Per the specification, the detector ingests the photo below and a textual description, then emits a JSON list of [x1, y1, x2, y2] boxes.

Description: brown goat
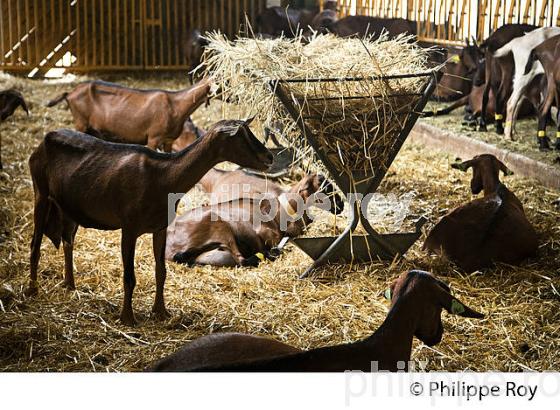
[[166, 170, 344, 267], [525, 34, 560, 151], [147, 270, 483, 372], [46, 78, 213, 151], [28, 119, 273, 325], [424, 154, 537, 272], [0, 89, 29, 169], [431, 41, 484, 102]]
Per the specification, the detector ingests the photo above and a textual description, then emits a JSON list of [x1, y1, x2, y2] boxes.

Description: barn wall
[[0, 0, 267, 75]]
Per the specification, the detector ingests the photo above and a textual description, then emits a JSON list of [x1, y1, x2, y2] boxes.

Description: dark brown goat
[[46, 78, 213, 151], [424, 155, 537, 272], [28, 119, 273, 325], [185, 29, 210, 83], [166, 170, 344, 267], [323, 15, 417, 40], [147, 270, 483, 372], [478, 24, 537, 133], [525, 34, 560, 151], [431, 41, 484, 102], [257, 6, 317, 38], [0, 89, 29, 169]]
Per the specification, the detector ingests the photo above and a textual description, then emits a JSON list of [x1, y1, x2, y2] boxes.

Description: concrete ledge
[[409, 122, 560, 191]]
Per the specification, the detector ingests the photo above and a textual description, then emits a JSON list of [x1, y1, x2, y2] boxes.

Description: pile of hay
[[202, 32, 433, 175]]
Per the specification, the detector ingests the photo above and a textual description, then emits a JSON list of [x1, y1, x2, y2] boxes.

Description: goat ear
[[435, 284, 484, 319], [244, 116, 256, 126], [497, 160, 514, 176], [451, 160, 472, 172]]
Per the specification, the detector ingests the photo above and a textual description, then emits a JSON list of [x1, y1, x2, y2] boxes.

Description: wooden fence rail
[[338, 0, 560, 45], [0, 0, 266, 75]]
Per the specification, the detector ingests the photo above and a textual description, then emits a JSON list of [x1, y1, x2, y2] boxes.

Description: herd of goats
[[0, 3, 555, 371]]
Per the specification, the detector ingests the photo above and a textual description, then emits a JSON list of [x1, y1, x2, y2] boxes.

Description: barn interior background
[[0, 0, 558, 77]]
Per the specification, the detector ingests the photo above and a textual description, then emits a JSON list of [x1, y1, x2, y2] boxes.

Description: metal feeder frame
[[269, 70, 440, 278]]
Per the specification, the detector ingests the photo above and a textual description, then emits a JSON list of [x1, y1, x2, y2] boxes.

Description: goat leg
[[62, 242, 76, 290], [27, 196, 49, 296], [120, 231, 138, 326], [152, 229, 170, 320], [62, 222, 78, 290]]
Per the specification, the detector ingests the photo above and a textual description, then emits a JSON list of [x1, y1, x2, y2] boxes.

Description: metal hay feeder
[[270, 70, 440, 278]]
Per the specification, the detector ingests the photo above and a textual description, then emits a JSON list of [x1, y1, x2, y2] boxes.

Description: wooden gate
[[336, 0, 560, 45], [0, 0, 266, 75]]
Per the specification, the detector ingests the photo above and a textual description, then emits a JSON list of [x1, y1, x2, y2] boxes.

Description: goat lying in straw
[[147, 270, 483, 371], [28, 118, 272, 325], [0, 89, 29, 169], [424, 154, 537, 272], [166, 168, 344, 267]]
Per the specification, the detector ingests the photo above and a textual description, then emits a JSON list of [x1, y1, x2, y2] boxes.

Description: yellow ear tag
[[384, 288, 392, 301], [450, 55, 461, 63], [450, 299, 465, 315], [256, 252, 265, 262]]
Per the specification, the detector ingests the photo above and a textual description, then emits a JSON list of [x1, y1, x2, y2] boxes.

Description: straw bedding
[[202, 33, 433, 175], [0, 72, 559, 372]]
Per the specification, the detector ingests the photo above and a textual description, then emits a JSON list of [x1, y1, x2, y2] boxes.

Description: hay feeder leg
[[269, 71, 440, 278]]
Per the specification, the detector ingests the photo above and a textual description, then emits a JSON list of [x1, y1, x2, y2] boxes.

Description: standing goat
[[424, 154, 537, 272], [46, 78, 213, 151], [493, 27, 560, 143], [28, 119, 273, 325], [166, 169, 344, 267], [147, 270, 483, 371], [478, 24, 537, 133], [0, 89, 29, 169], [524, 34, 560, 151]]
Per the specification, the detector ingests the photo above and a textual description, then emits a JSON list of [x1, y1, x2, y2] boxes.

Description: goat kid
[[167, 170, 344, 267], [46, 78, 213, 151], [0, 89, 29, 169], [28, 118, 273, 326], [147, 270, 483, 372], [424, 154, 537, 272]]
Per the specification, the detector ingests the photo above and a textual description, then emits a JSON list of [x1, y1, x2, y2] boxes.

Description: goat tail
[[523, 48, 537, 76], [46, 92, 68, 107], [493, 42, 512, 58]]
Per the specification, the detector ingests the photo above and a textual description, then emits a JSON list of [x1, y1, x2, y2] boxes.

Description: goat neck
[[171, 77, 212, 121], [357, 294, 418, 371], [481, 169, 501, 197], [165, 132, 223, 194]]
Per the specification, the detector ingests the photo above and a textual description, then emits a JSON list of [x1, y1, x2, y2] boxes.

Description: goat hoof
[[24, 283, 38, 297], [478, 124, 487, 132], [538, 136, 552, 151], [554, 140, 560, 151], [63, 280, 76, 290], [495, 126, 504, 135], [119, 312, 138, 327], [152, 305, 171, 321]]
